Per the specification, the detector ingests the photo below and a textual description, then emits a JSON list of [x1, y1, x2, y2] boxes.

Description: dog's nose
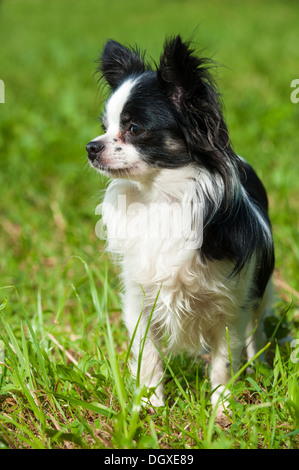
[[86, 140, 104, 161]]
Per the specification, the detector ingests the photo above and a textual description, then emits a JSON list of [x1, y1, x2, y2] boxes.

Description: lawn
[[0, 0, 298, 449]]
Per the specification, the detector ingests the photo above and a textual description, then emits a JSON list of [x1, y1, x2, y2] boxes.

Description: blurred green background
[[1, 1, 299, 449], [0, 0, 299, 306]]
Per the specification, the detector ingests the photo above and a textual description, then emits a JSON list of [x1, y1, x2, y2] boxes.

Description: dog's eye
[[129, 124, 144, 137]]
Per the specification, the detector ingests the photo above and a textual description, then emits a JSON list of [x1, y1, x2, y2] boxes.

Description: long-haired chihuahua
[[86, 36, 274, 415]]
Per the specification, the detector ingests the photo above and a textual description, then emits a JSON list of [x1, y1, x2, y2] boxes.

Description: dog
[[86, 35, 274, 414]]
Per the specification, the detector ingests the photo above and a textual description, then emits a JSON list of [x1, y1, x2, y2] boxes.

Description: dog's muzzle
[[86, 140, 104, 162]]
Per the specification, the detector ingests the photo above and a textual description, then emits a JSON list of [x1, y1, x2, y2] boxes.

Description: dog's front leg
[[123, 288, 164, 408], [209, 321, 244, 416]]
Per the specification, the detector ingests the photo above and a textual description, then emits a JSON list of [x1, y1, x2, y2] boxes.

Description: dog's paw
[[140, 393, 164, 413], [148, 394, 164, 408], [211, 385, 232, 425], [215, 405, 232, 427]]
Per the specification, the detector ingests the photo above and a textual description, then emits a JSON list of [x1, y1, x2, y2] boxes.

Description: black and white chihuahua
[[86, 36, 274, 415]]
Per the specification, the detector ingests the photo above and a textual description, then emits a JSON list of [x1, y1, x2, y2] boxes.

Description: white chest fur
[[101, 169, 202, 285], [99, 169, 249, 353]]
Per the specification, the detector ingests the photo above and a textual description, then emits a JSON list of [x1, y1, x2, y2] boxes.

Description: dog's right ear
[[98, 40, 147, 90]]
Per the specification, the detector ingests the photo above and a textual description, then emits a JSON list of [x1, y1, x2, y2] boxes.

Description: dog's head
[[86, 36, 234, 180]]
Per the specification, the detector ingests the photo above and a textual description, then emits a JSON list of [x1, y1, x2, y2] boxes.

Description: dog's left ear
[[99, 40, 147, 90], [157, 35, 216, 112], [157, 35, 233, 166]]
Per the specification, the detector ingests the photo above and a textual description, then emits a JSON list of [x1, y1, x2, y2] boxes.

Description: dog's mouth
[[90, 159, 139, 177]]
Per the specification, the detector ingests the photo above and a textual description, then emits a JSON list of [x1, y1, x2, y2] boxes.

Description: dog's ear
[[158, 35, 240, 192], [157, 35, 217, 112], [158, 36, 233, 165], [98, 40, 147, 90]]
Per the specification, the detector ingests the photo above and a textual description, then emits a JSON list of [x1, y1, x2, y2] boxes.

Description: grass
[[0, 0, 299, 449]]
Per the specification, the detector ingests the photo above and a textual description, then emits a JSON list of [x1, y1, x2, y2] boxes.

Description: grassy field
[[0, 0, 299, 449]]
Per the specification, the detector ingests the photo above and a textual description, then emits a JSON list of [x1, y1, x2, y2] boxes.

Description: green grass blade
[[54, 392, 116, 417], [73, 256, 103, 322]]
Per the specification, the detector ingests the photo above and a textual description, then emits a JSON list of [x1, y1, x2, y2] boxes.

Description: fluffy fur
[[86, 36, 275, 413]]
